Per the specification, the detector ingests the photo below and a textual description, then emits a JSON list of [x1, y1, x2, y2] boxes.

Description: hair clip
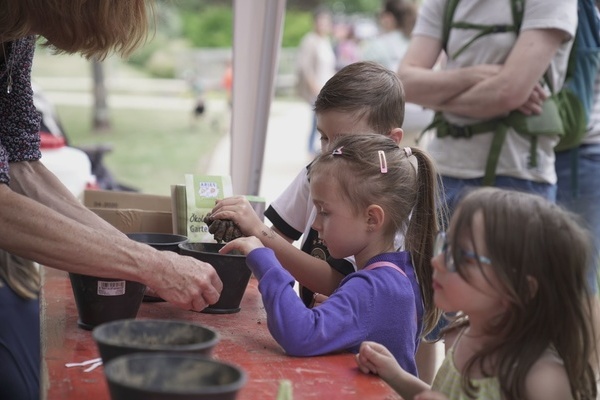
[[378, 150, 388, 173], [404, 147, 413, 158], [332, 146, 343, 155]]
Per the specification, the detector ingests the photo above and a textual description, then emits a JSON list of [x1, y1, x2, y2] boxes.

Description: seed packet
[[184, 174, 233, 243]]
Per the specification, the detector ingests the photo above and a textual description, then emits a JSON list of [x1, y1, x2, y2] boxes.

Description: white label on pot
[[97, 281, 126, 296]]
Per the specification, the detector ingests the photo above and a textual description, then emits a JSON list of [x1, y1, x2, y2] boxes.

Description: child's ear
[[388, 128, 403, 145], [366, 205, 385, 232]]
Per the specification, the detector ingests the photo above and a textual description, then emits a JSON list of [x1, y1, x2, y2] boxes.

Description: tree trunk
[[92, 59, 111, 132]]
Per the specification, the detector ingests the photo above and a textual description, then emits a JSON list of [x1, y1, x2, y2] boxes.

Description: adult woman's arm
[[3, 162, 223, 311], [9, 160, 122, 233]]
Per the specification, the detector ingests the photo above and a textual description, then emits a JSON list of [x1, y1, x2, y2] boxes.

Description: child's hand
[[356, 341, 430, 398], [210, 196, 264, 237], [414, 390, 449, 400], [311, 293, 328, 307], [355, 341, 403, 382], [219, 236, 264, 256]]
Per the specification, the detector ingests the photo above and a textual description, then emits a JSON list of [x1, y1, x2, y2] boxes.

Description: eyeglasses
[[433, 231, 492, 272]]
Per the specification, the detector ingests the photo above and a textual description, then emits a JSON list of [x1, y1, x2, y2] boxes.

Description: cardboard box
[[84, 189, 173, 234]]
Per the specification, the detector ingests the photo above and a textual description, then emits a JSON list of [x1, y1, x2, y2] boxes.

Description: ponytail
[[404, 147, 442, 336]]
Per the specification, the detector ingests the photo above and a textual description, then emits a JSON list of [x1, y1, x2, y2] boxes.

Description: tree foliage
[[172, 0, 381, 12], [126, 0, 382, 76], [173, 0, 381, 48], [181, 6, 234, 47]]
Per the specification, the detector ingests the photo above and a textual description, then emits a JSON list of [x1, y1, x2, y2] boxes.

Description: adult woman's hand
[[147, 250, 223, 312]]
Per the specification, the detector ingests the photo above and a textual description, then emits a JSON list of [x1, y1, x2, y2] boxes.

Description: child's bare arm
[[356, 341, 430, 399], [414, 391, 450, 400], [526, 355, 574, 400], [210, 196, 344, 295]]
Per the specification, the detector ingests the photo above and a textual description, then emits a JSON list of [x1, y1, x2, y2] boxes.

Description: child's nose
[[311, 221, 321, 232], [431, 253, 445, 272], [311, 214, 322, 231]]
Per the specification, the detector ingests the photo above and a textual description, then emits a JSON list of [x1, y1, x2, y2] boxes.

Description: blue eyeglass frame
[[434, 231, 492, 272]]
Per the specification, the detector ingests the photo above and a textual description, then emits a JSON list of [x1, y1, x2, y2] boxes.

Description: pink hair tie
[[404, 147, 413, 157], [332, 146, 343, 155]]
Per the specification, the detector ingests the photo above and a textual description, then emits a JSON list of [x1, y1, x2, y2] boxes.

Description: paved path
[[205, 100, 314, 204]]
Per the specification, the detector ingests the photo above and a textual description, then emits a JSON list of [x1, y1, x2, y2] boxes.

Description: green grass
[[32, 48, 148, 79], [33, 50, 228, 196], [57, 105, 227, 196]]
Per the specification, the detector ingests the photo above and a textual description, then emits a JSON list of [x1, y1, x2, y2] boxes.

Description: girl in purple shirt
[[221, 134, 442, 376]]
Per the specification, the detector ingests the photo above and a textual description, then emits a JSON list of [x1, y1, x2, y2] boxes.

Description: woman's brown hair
[[0, 0, 155, 60]]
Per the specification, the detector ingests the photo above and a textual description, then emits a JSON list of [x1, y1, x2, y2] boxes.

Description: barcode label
[[97, 281, 126, 296]]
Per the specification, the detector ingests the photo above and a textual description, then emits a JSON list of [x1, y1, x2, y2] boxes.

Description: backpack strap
[[441, 0, 460, 54], [442, 0, 524, 59], [426, 0, 530, 185], [363, 261, 408, 278], [416, 111, 500, 145], [484, 123, 510, 185]]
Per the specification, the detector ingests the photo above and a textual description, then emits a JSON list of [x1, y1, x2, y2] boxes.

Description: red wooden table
[[40, 267, 401, 399]]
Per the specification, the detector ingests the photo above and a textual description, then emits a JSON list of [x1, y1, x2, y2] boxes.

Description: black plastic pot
[[178, 243, 251, 314], [93, 319, 220, 364], [126, 233, 188, 302], [126, 233, 188, 253], [104, 353, 246, 400], [68, 273, 146, 330]]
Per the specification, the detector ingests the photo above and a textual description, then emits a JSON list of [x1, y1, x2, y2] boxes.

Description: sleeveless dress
[[433, 329, 566, 399], [431, 328, 501, 400]]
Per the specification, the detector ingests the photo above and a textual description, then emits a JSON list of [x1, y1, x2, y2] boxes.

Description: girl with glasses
[[220, 134, 442, 377], [356, 187, 598, 399]]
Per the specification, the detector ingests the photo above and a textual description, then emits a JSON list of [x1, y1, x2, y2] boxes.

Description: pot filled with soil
[[126, 233, 188, 302], [93, 319, 220, 364], [103, 353, 246, 400], [126, 232, 188, 253], [178, 243, 251, 314]]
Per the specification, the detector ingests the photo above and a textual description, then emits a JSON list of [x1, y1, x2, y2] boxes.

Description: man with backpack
[[398, 0, 577, 213]]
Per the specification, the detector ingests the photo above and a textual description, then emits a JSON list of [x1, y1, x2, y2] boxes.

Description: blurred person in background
[[333, 22, 361, 71], [295, 6, 336, 155], [362, 0, 418, 72], [362, 0, 434, 142]]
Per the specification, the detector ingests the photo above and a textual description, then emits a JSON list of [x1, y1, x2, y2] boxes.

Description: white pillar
[[230, 0, 287, 196]]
